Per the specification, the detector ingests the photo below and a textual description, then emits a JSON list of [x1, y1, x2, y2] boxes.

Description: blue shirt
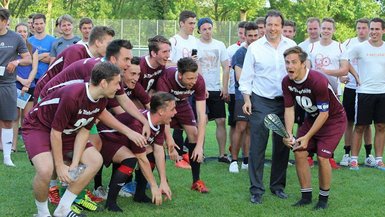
[[16, 46, 37, 89], [231, 46, 247, 100], [28, 35, 56, 79]]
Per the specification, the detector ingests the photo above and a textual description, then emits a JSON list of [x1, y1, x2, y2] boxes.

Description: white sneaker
[[365, 155, 376, 167], [3, 156, 15, 167], [93, 186, 108, 200], [229, 161, 239, 173], [339, 154, 350, 166], [241, 162, 248, 170]]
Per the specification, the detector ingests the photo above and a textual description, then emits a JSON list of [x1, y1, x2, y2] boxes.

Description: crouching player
[[98, 92, 176, 212], [22, 62, 145, 217], [281, 47, 346, 210]]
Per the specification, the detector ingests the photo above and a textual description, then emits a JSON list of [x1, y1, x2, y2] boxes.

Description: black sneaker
[[292, 198, 312, 207], [218, 156, 230, 164], [314, 201, 328, 210]]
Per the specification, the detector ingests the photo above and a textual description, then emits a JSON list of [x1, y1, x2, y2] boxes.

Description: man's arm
[[98, 109, 147, 147], [50, 129, 72, 184], [153, 144, 172, 200], [39, 53, 51, 63], [283, 106, 295, 148], [7, 52, 32, 73], [322, 59, 349, 77], [191, 100, 207, 163], [242, 94, 252, 115], [115, 94, 151, 138], [71, 127, 90, 169], [221, 59, 229, 100]]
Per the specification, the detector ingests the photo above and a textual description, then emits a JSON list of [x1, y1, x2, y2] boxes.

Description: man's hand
[[242, 101, 252, 115], [56, 163, 72, 184], [142, 122, 151, 139], [292, 135, 309, 151], [282, 134, 296, 149], [339, 76, 349, 84], [167, 144, 179, 161], [150, 186, 163, 206], [159, 181, 172, 201], [126, 130, 147, 148], [191, 146, 204, 163], [6, 60, 19, 73], [220, 87, 229, 102]]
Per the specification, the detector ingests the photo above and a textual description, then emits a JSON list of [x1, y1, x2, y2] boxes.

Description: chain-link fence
[[11, 18, 241, 56]]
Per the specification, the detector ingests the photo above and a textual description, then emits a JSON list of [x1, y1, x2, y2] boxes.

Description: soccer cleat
[[48, 186, 61, 205], [339, 154, 350, 167], [229, 161, 239, 173], [182, 153, 190, 164], [92, 186, 108, 200], [375, 161, 385, 171], [74, 195, 101, 212], [307, 157, 314, 168], [364, 155, 376, 167], [119, 181, 136, 197], [218, 156, 231, 164], [64, 210, 86, 217], [292, 198, 312, 207], [70, 204, 84, 215], [349, 161, 359, 171], [241, 162, 248, 170], [3, 156, 16, 167], [191, 180, 209, 193], [86, 190, 103, 203], [175, 159, 191, 169], [314, 201, 328, 210], [329, 158, 340, 169]]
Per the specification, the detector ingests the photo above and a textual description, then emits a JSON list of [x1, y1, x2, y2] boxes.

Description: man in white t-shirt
[[340, 18, 374, 167], [197, 17, 230, 163], [349, 18, 385, 171], [305, 17, 349, 169], [298, 17, 321, 51]]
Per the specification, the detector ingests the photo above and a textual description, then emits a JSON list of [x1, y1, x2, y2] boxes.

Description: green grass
[[1, 123, 384, 217]]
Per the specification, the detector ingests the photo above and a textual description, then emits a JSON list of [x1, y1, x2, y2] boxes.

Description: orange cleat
[[86, 190, 104, 203], [48, 186, 61, 205], [329, 158, 340, 169], [175, 160, 191, 169], [307, 156, 314, 168], [191, 180, 209, 193], [182, 153, 190, 164]]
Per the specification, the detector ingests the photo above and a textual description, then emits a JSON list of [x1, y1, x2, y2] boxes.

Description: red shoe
[[191, 180, 209, 193], [182, 153, 190, 164], [307, 157, 314, 168], [329, 158, 340, 169], [175, 160, 191, 169], [48, 186, 61, 205], [86, 190, 104, 203]]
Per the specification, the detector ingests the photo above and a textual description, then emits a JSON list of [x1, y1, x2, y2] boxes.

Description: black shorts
[[342, 87, 356, 122], [206, 91, 226, 120], [227, 94, 236, 126], [234, 99, 249, 122], [355, 93, 385, 125]]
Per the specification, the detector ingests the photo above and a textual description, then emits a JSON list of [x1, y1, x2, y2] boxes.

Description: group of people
[[0, 6, 384, 216]]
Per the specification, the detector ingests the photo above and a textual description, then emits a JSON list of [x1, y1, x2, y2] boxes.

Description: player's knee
[[36, 166, 54, 182], [0, 121, 13, 129], [317, 156, 329, 165], [83, 150, 103, 172], [216, 118, 226, 126], [354, 125, 367, 133], [375, 123, 385, 132]]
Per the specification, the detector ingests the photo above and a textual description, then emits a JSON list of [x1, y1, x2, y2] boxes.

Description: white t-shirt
[[169, 34, 198, 63], [343, 37, 366, 89], [349, 40, 385, 94], [306, 40, 348, 95], [226, 42, 241, 94], [298, 38, 312, 51], [197, 38, 228, 91]]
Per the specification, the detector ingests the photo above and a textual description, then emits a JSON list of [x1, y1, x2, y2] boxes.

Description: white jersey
[[197, 38, 228, 91], [298, 38, 312, 51], [343, 37, 366, 89], [349, 40, 385, 94], [169, 34, 198, 63], [306, 40, 348, 95], [227, 42, 242, 94]]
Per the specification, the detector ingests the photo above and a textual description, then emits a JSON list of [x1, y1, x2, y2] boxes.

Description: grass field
[[0, 122, 384, 217]]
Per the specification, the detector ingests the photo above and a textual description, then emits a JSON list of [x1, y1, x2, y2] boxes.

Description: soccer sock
[[187, 143, 200, 183], [106, 158, 136, 212], [35, 199, 50, 216], [344, 146, 351, 155], [173, 129, 185, 156], [54, 189, 77, 216], [231, 159, 237, 162], [94, 166, 103, 190], [243, 157, 249, 165], [49, 180, 58, 188], [300, 188, 312, 201], [134, 153, 155, 203], [319, 188, 329, 204], [364, 144, 372, 158], [375, 157, 383, 165], [2, 128, 13, 162]]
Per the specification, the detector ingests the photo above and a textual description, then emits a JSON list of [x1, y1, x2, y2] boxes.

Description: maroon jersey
[[156, 67, 206, 102], [139, 56, 165, 92], [282, 69, 344, 120], [24, 83, 107, 136], [98, 110, 165, 153], [34, 44, 93, 100], [107, 82, 150, 108]]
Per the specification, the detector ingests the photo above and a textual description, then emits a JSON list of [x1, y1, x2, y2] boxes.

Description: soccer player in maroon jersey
[[139, 35, 171, 93], [33, 26, 115, 104], [98, 92, 175, 211], [22, 62, 147, 217], [281, 46, 346, 210], [157, 57, 209, 193]]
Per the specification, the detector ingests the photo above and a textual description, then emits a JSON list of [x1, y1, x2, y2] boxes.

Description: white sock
[[2, 128, 13, 158], [50, 180, 58, 188], [35, 200, 50, 216], [375, 157, 383, 164], [54, 189, 77, 216], [350, 156, 358, 163]]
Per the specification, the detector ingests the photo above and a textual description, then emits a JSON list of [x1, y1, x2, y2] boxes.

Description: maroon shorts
[[170, 100, 197, 129], [23, 127, 93, 161], [100, 137, 145, 167], [297, 112, 347, 158]]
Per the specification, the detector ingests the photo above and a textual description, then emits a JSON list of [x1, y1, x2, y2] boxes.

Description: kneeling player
[[22, 62, 142, 217], [281, 47, 346, 210], [98, 92, 176, 212]]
